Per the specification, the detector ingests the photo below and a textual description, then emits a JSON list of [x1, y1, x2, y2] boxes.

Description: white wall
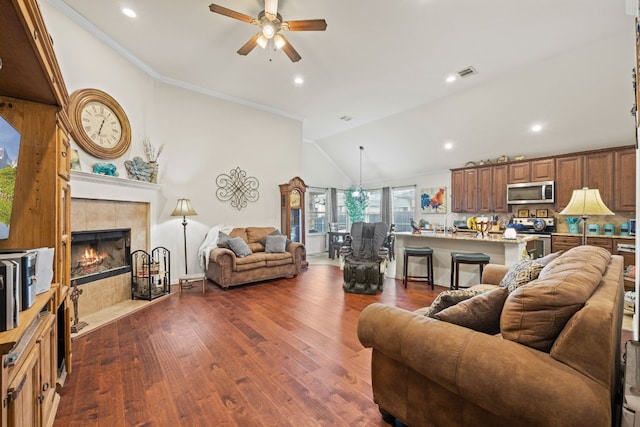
[[40, 3, 315, 279]]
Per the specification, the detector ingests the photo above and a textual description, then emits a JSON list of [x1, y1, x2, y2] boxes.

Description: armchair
[[340, 222, 389, 295]]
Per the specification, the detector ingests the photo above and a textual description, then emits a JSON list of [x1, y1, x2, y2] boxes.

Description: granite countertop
[[395, 231, 537, 244], [552, 232, 635, 240]]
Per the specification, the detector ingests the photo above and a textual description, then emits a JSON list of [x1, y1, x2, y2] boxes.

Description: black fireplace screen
[[71, 228, 132, 284]]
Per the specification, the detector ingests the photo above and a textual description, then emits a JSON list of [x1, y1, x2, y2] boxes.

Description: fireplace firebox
[[71, 228, 132, 285]]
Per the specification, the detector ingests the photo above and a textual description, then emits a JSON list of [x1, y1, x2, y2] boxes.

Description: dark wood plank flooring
[[54, 265, 439, 426]]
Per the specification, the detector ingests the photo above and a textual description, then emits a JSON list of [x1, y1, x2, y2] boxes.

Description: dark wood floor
[[54, 265, 439, 426]]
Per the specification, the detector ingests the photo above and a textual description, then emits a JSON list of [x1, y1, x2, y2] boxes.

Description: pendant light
[[353, 146, 364, 198]]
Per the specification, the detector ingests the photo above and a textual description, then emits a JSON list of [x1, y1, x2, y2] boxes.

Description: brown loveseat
[[358, 246, 624, 427], [204, 227, 305, 290]]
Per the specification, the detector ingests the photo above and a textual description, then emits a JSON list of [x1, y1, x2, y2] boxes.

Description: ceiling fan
[[209, 1, 327, 62]]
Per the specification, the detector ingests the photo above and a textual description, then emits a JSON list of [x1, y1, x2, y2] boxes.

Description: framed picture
[[517, 209, 529, 218], [420, 186, 447, 214], [535, 209, 548, 218]]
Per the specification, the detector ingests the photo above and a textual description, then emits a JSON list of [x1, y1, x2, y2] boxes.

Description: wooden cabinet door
[[7, 346, 41, 427], [451, 170, 464, 212], [583, 151, 614, 207], [508, 162, 530, 183], [463, 169, 478, 212], [555, 155, 583, 210], [551, 235, 580, 252], [492, 165, 508, 213], [614, 148, 636, 212], [530, 158, 555, 181], [477, 167, 492, 212], [37, 314, 56, 427]]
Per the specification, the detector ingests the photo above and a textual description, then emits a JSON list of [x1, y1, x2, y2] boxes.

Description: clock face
[[290, 189, 301, 208], [80, 101, 123, 148], [68, 89, 131, 159]]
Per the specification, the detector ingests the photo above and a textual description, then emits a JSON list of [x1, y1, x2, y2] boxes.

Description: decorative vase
[[149, 161, 158, 183]]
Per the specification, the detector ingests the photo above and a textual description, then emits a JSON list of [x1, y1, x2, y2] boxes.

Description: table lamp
[[559, 187, 614, 245], [171, 198, 198, 274]]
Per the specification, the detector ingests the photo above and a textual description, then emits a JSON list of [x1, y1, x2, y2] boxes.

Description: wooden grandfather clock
[[279, 177, 307, 245]]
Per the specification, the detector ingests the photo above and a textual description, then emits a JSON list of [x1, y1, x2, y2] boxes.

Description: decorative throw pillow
[[217, 232, 231, 248], [259, 229, 292, 248], [423, 288, 486, 318], [265, 235, 287, 253], [227, 237, 253, 258], [435, 287, 509, 334], [499, 259, 544, 292]]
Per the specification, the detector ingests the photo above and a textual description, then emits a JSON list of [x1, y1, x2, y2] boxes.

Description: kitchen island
[[394, 231, 538, 288]]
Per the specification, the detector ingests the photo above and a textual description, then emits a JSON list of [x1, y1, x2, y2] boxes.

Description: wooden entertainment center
[[0, 0, 72, 426]]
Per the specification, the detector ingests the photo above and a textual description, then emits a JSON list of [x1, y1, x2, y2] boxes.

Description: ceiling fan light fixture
[[274, 34, 286, 49], [262, 23, 275, 39], [257, 34, 268, 49]]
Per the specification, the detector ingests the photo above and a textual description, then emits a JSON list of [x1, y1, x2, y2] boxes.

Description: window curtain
[[381, 187, 391, 225], [330, 188, 338, 223]]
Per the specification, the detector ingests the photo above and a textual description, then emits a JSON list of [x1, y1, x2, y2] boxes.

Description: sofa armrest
[[480, 263, 509, 285], [209, 247, 237, 270], [358, 303, 610, 426], [286, 242, 306, 272]]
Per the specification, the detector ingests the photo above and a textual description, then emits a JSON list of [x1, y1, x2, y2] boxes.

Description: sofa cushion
[[246, 227, 277, 244], [265, 235, 287, 253], [498, 259, 545, 292], [422, 288, 487, 318], [229, 228, 249, 242], [535, 250, 564, 266], [435, 287, 509, 334], [228, 237, 253, 258], [500, 246, 611, 352], [265, 252, 293, 266]]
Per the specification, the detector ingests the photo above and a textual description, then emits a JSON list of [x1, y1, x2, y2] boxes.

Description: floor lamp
[[171, 198, 198, 275], [559, 187, 614, 245]]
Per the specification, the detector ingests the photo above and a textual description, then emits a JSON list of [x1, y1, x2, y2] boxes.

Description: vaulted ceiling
[[49, 0, 636, 185]]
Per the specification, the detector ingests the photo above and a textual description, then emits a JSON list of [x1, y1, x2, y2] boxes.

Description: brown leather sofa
[[358, 246, 624, 427], [204, 227, 306, 290]]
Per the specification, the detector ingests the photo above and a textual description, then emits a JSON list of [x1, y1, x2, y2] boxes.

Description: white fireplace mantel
[[70, 170, 160, 203]]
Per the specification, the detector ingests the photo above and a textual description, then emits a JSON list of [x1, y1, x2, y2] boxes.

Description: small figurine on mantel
[[124, 156, 154, 181], [93, 162, 118, 176]]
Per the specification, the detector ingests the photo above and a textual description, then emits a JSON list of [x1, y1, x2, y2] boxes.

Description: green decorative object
[[346, 187, 368, 223], [92, 162, 119, 176]]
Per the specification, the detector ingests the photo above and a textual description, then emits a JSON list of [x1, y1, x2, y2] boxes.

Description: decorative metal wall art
[[216, 166, 260, 210]]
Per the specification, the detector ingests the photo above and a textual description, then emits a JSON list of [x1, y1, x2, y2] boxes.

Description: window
[[392, 187, 415, 232], [307, 188, 327, 234], [364, 189, 382, 223], [336, 190, 348, 231]]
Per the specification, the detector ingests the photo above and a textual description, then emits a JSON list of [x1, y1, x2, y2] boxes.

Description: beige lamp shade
[[171, 198, 198, 217], [559, 188, 614, 216]]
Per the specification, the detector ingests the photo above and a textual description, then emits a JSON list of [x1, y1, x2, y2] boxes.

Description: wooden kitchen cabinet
[[508, 162, 530, 183], [583, 151, 614, 208], [478, 167, 492, 212], [463, 169, 478, 213], [491, 165, 508, 213], [530, 158, 555, 181], [451, 170, 464, 212], [614, 148, 636, 212], [551, 235, 581, 252], [555, 155, 583, 210]]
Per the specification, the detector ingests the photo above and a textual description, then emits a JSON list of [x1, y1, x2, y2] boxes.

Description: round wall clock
[[68, 88, 131, 159]]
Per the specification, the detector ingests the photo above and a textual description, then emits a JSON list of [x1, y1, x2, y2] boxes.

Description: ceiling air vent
[[457, 66, 477, 78]]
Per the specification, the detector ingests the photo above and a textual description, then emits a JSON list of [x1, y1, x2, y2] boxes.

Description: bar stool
[[450, 252, 490, 290], [403, 247, 434, 289]]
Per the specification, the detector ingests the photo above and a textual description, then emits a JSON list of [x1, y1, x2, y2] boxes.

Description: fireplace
[[71, 228, 132, 285]]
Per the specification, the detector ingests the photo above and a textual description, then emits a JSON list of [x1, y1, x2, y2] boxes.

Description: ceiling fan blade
[[278, 35, 301, 62], [209, 3, 255, 24], [284, 19, 327, 31], [237, 33, 261, 55], [264, 0, 278, 18]]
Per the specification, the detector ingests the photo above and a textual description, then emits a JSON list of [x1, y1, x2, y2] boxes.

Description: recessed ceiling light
[[531, 124, 543, 132], [444, 141, 454, 150], [445, 75, 457, 83], [122, 8, 137, 18], [293, 76, 304, 85]]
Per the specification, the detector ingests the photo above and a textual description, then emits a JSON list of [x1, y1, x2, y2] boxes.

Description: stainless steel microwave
[[507, 181, 555, 204]]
